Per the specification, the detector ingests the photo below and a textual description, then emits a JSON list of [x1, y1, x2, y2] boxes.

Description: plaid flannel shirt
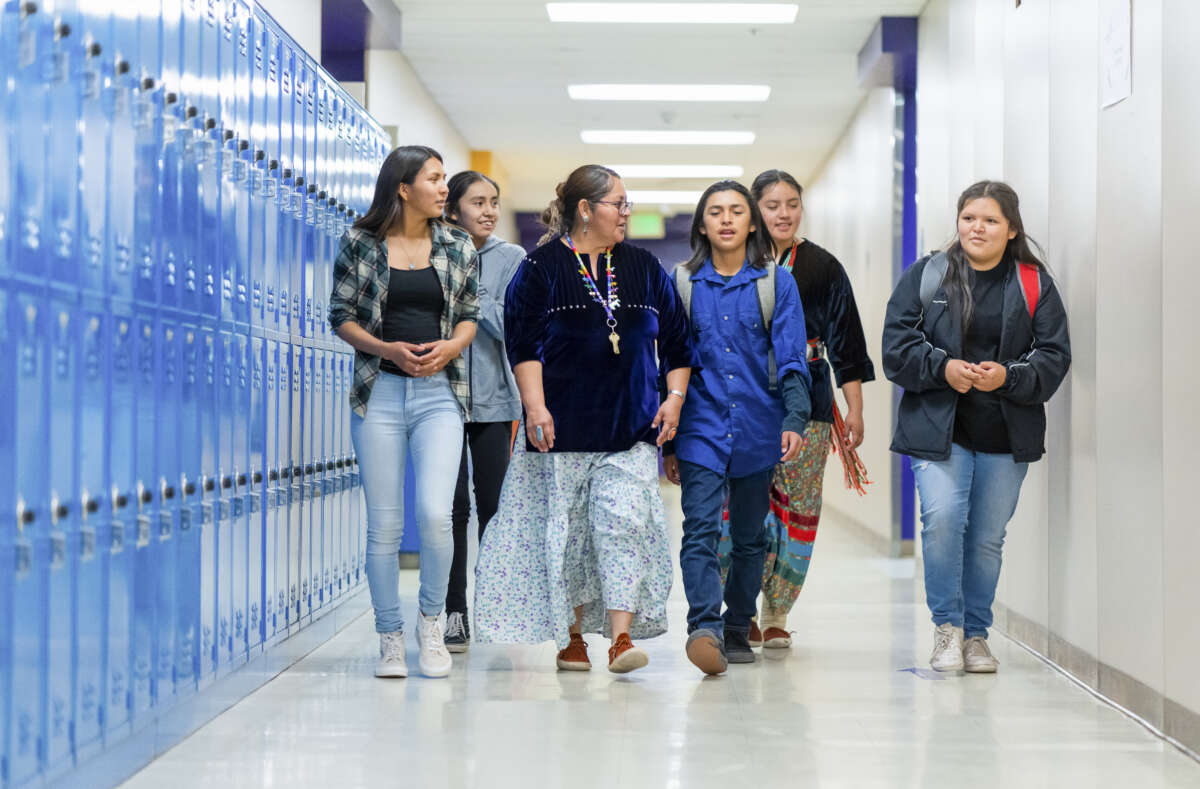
[[329, 222, 479, 418]]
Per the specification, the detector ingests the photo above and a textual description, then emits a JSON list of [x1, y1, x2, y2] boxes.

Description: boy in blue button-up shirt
[[663, 182, 812, 675]]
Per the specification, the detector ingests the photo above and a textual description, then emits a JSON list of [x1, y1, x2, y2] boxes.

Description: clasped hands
[[944, 359, 1007, 394], [381, 339, 461, 377]]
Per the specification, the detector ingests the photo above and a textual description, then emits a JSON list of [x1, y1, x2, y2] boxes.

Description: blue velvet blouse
[[504, 239, 699, 453]]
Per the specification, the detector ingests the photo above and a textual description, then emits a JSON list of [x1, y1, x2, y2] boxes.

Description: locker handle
[[240, 140, 249, 151], [166, 91, 177, 104], [224, 129, 234, 142], [307, 184, 316, 194], [142, 77, 154, 91], [204, 478, 215, 492], [140, 489, 153, 504], [86, 498, 99, 514], [21, 2, 36, 18], [185, 482, 196, 496], [253, 472, 263, 484], [164, 486, 176, 500], [186, 105, 198, 118], [282, 168, 292, 179], [205, 117, 216, 130], [116, 59, 130, 75], [55, 22, 70, 38], [314, 462, 324, 472], [255, 150, 265, 162], [55, 503, 69, 519], [269, 159, 279, 171], [304, 465, 313, 475], [295, 177, 305, 187], [116, 493, 129, 509], [293, 466, 303, 477], [222, 476, 233, 489], [318, 190, 327, 200], [88, 42, 101, 58], [237, 474, 247, 486], [21, 509, 35, 525], [269, 470, 278, 482]]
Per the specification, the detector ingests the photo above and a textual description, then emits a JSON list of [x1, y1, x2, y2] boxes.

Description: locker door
[[341, 354, 354, 591], [322, 350, 335, 605], [248, 335, 267, 653], [332, 354, 345, 599], [0, 290, 12, 780], [45, 299, 77, 770], [8, 289, 47, 785], [279, 342, 295, 630], [288, 344, 304, 630], [107, 310, 137, 739], [132, 45, 164, 309], [0, 5, 13, 284], [198, 328, 218, 680], [131, 315, 157, 717], [263, 339, 279, 642], [176, 325, 202, 693], [154, 320, 182, 708], [76, 309, 107, 757], [309, 350, 324, 615], [220, 0, 250, 331], [177, 0, 204, 320], [105, 16, 138, 303], [215, 331, 234, 671], [301, 346, 315, 620], [46, 6, 81, 290], [10, 3, 49, 285]]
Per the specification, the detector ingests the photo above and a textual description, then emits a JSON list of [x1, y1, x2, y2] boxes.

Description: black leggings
[[446, 420, 514, 615]]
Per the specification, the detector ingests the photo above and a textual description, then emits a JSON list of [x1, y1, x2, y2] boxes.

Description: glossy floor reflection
[[122, 484, 1200, 788]]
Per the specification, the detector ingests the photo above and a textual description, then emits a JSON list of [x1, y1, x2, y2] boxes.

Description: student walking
[[882, 180, 1070, 672], [663, 180, 812, 675]]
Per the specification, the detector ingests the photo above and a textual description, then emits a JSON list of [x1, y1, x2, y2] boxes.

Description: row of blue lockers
[[1, 0, 390, 786]]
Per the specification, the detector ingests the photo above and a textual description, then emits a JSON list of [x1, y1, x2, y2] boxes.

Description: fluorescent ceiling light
[[609, 164, 745, 178], [581, 130, 755, 145], [568, 84, 770, 102], [547, 3, 798, 24], [627, 190, 704, 205]]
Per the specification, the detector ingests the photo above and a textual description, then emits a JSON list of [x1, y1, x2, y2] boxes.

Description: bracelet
[[668, 389, 686, 401]]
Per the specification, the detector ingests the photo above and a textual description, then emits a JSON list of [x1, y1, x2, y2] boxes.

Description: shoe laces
[[934, 629, 955, 653], [381, 633, 405, 662], [964, 637, 992, 658], [421, 615, 447, 654], [445, 612, 466, 641]]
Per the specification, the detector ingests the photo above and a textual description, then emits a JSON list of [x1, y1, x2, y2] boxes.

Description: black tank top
[[379, 267, 444, 377]]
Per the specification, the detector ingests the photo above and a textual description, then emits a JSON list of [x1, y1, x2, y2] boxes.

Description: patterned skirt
[[474, 437, 673, 649]]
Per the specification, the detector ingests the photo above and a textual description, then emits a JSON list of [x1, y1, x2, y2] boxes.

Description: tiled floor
[[121, 485, 1200, 788]]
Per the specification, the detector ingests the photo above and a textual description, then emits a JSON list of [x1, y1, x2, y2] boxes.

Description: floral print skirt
[[474, 437, 672, 649]]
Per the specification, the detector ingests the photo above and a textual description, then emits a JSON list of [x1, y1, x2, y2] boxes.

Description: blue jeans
[[678, 461, 772, 639], [351, 371, 463, 634], [912, 444, 1029, 639]]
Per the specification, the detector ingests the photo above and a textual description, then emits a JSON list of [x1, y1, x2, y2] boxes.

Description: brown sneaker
[[762, 627, 792, 649], [748, 621, 763, 648], [607, 633, 649, 674], [556, 633, 591, 671]]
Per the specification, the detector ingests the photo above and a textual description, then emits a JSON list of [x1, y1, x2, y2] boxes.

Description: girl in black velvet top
[[718, 169, 876, 649]]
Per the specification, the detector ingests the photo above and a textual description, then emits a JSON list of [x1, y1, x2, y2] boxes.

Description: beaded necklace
[[563, 232, 622, 354]]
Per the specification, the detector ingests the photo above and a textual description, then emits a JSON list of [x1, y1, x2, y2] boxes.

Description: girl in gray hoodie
[[443, 171, 527, 650]]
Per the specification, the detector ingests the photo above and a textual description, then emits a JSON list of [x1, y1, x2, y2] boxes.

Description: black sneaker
[[724, 629, 756, 663], [445, 611, 469, 653]]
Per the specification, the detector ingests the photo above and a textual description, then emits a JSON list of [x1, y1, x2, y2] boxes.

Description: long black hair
[[538, 164, 620, 245], [682, 180, 775, 273], [943, 180, 1046, 331], [354, 145, 442, 239], [445, 170, 500, 226]]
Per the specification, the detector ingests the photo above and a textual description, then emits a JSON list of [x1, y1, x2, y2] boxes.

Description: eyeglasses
[[593, 199, 635, 215]]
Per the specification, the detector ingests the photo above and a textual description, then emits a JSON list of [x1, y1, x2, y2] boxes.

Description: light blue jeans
[[351, 371, 463, 634], [912, 444, 1029, 639]]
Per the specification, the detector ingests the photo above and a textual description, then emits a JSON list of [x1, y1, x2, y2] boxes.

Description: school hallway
[[119, 484, 1200, 789]]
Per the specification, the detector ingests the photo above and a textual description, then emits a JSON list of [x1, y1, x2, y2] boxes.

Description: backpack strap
[[1017, 261, 1040, 319], [673, 265, 693, 317], [756, 265, 778, 393], [919, 251, 950, 312]]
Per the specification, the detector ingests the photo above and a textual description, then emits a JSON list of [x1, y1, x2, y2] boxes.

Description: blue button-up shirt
[[674, 259, 811, 477]]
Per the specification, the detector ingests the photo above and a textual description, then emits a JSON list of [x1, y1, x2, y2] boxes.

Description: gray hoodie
[[466, 235, 525, 422]]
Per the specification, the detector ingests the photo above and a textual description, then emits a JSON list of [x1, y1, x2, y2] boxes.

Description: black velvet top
[[504, 239, 699, 453], [780, 240, 876, 423]]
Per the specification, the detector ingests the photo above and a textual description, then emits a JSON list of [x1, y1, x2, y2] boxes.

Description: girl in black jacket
[[882, 181, 1070, 673]]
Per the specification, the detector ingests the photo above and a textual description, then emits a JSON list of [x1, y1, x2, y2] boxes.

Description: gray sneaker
[[930, 622, 964, 671], [375, 631, 408, 678], [685, 629, 728, 675], [963, 636, 998, 673]]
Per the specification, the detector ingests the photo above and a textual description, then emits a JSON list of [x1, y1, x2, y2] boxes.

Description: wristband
[[668, 389, 686, 401]]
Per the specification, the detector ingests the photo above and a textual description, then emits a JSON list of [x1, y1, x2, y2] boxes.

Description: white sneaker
[[930, 622, 964, 671], [417, 613, 453, 678], [963, 636, 999, 673], [375, 631, 408, 678]]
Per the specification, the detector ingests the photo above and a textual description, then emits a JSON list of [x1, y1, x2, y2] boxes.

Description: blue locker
[[131, 315, 158, 718], [215, 331, 235, 670], [176, 324, 203, 691], [300, 345, 315, 621], [46, 5, 81, 289], [322, 349, 335, 605], [106, 310, 136, 740], [133, 16, 164, 309], [9, 3, 48, 286], [198, 327, 218, 680], [76, 309, 108, 759], [341, 353, 354, 592], [263, 339, 280, 641], [155, 319, 182, 706], [233, 333, 254, 659], [104, 20, 138, 303], [0, 289, 11, 783], [0, 5, 12, 285], [288, 343, 304, 630], [332, 353, 345, 599], [76, 36, 108, 300], [312, 349, 327, 613], [248, 337, 266, 651], [7, 289, 46, 786], [45, 298, 78, 773]]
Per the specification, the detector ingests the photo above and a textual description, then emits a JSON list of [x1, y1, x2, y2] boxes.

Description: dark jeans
[[446, 421, 514, 615], [678, 460, 771, 639]]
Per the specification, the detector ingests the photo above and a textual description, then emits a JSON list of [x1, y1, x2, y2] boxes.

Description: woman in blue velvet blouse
[[473, 165, 698, 675]]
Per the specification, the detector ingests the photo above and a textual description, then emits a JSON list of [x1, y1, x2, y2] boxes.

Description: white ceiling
[[391, 1, 927, 211]]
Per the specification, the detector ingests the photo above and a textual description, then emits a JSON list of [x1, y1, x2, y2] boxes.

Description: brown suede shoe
[[762, 627, 792, 649], [607, 633, 649, 674], [748, 621, 763, 648], [556, 633, 591, 671], [685, 629, 728, 676]]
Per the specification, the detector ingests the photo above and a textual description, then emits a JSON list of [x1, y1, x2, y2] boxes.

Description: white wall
[[801, 88, 897, 550], [910, 0, 1200, 749], [258, 0, 321, 60]]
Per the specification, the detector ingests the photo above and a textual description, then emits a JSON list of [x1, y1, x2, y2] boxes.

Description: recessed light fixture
[[626, 190, 704, 205], [547, 3, 799, 24], [581, 130, 755, 145], [609, 164, 745, 178], [568, 84, 770, 102]]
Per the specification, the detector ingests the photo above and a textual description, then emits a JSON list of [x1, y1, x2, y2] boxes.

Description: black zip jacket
[[882, 254, 1071, 463]]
